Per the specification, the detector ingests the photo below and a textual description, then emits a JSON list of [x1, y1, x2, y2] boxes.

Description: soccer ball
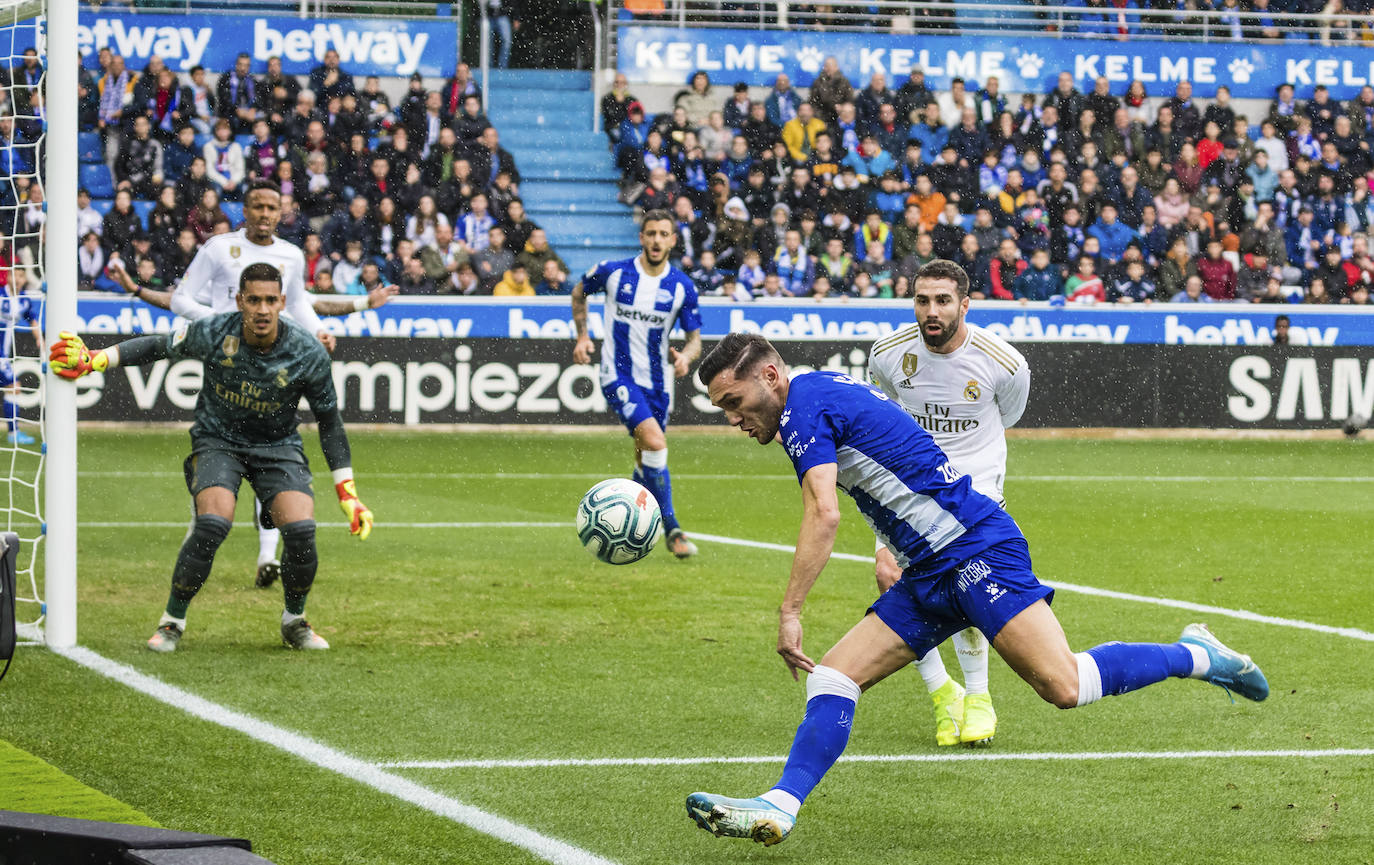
[[576, 479, 662, 565]]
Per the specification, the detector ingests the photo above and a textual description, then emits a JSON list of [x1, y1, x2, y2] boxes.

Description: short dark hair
[[641, 208, 674, 229], [239, 262, 282, 293], [914, 259, 971, 297], [698, 333, 782, 388], [247, 179, 281, 199]]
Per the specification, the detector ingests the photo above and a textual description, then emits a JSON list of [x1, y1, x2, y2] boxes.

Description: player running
[[168, 180, 347, 590], [50, 263, 373, 652], [687, 332, 1267, 846], [866, 259, 1030, 747], [571, 209, 703, 558]]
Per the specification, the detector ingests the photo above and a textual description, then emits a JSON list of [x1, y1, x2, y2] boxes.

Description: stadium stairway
[[486, 69, 639, 276]]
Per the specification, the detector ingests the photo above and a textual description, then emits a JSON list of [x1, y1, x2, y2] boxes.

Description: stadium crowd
[[604, 62, 1374, 304], [55, 50, 575, 298]]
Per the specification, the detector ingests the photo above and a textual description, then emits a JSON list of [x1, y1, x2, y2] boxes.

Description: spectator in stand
[[1305, 276, 1334, 304], [688, 249, 727, 296], [440, 61, 481, 118], [244, 119, 284, 184], [987, 238, 1026, 299], [937, 76, 974, 130], [818, 236, 856, 294], [764, 73, 801, 128], [493, 261, 535, 297], [117, 114, 163, 199], [676, 71, 716, 128], [202, 118, 245, 201], [909, 102, 949, 167], [187, 187, 229, 243], [516, 228, 566, 279], [735, 247, 765, 293], [771, 228, 815, 295], [1109, 258, 1157, 303], [310, 49, 355, 103], [1197, 239, 1238, 300], [215, 52, 258, 134], [723, 82, 753, 130], [699, 111, 733, 163], [405, 194, 450, 250], [952, 232, 991, 298], [535, 259, 572, 296], [859, 240, 896, 297], [500, 198, 537, 253], [1065, 254, 1106, 302], [1012, 247, 1063, 299], [77, 231, 104, 291], [457, 191, 496, 253], [854, 211, 892, 262], [97, 53, 137, 168], [1043, 71, 1085, 130], [843, 134, 896, 184], [76, 188, 103, 241], [1313, 244, 1352, 300], [740, 102, 780, 157], [101, 188, 140, 257], [808, 57, 853, 123], [855, 72, 896, 128], [471, 126, 521, 191], [781, 102, 826, 163], [398, 254, 438, 295], [1236, 251, 1274, 302], [474, 224, 513, 288], [894, 67, 935, 125], [1171, 273, 1212, 303]]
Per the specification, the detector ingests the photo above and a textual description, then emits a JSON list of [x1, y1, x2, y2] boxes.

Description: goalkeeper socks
[[3, 397, 16, 432], [638, 448, 679, 533], [166, 514, 231, 618], [772, 665, 861, 806], [1075, 642, 1196, 706], [279, 520, 318, 616]]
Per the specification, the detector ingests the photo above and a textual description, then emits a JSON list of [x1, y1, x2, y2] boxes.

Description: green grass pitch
[[1, 429, 1371, 864]]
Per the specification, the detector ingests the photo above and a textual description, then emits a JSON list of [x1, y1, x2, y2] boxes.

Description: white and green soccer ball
[[576, 478, 663, 565]]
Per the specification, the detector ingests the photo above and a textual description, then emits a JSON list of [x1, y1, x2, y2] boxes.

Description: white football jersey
[[170, 230, 324, 336], [867, 322, 1030, 504]]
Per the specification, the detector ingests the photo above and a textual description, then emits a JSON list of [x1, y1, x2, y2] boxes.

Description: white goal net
[[0, 0, 48, 642]]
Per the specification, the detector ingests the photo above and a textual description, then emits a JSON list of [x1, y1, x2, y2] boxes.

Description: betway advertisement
[[62, 338, 1374, 430], [618, 25, 1374, 98], [71, 295, 1374, 346], [59, 13, 455, 77]]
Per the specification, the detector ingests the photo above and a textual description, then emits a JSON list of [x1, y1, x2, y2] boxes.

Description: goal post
[[43, 0, 77, 647]]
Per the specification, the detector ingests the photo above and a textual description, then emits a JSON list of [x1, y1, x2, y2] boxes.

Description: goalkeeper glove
[[335, 479, 373, 540], [48, 332, 109, 380]]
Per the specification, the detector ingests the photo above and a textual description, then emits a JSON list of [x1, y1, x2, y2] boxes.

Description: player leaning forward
[[868, 259, 1030, 746], [571, 209, 702, 558], [172, 181, 338, 589], [50, 263, 374, 651], [687, 329, 1267, 846]]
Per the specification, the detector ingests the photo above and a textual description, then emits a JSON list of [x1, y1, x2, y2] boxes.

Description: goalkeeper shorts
[[184, 438, 314, 527]]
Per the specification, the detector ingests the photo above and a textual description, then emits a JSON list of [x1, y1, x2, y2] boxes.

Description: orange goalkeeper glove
[[335, 478, 373, 540], [48, 331, 109, 380]]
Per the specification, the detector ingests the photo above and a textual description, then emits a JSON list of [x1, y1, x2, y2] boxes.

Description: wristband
[[353, 297, 369, 312], [331, 466, 354, 485]]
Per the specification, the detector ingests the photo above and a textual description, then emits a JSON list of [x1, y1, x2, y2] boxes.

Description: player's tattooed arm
[[571, 282, 594, 363]]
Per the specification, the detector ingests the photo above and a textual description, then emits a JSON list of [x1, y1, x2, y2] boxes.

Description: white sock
[[1074, 652, 1104, 707], [159, 612, 186, 630], [1184, 643, 1210, 678], [282, 610, 304, 626], [258, 527, 281, 567], [953, 628, 989, 695], [913, 649, 950, 693], [760, 788, 801, 818]]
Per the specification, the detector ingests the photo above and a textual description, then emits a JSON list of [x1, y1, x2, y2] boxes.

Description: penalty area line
[[377, 747, 1374, 770], [52, 646, 621, 865], [690, 533, 1374, 643]]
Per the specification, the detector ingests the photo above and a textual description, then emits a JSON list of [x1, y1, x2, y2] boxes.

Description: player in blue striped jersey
[[686, 333, 1268, 847], [571, 210, 703, 558]]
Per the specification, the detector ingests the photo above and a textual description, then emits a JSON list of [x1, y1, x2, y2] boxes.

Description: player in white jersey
[[168, 181, 340, 588], [867, 259, 1030, 747], [572, 209, 703, 558]]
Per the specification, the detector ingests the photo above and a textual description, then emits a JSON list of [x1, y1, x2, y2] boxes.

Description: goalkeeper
[[50, 262, 373, 652]]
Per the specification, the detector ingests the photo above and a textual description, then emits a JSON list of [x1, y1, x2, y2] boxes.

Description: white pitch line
[[77, 521, 572, 529], [690, 533, 1374, 643], [52, 646, 620, 865], [378, 748, 1374, 770]]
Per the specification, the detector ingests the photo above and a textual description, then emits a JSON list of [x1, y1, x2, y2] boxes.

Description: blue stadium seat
[[131, 200, 154, 231], [234, 134, 256, 150], [77, 132, 102, 164], [194, 133, 211, 152], [79, 163, 115, 199], [89, 199, 113, 217], [221, 201, 244, 227]]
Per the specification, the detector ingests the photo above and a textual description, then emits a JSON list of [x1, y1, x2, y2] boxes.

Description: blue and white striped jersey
[[581, 256, 702, 397], [780, 370, 1022, 578], [0, 292, 38, 370]]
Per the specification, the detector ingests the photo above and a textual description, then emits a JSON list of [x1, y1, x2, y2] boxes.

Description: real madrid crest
[[229, 245, 241, 259], [901, 353, 919, 377], [276, 367, 290, 389], [963, 379, 981, 401]]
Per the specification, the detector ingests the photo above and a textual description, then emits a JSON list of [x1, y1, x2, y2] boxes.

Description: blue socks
[[1085, 642, 1196, 698], [771, 666, 861, 807], [638, 449, 679, 533], [3, 397, 17, 432]]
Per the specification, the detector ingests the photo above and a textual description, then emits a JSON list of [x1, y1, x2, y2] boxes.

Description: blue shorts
[[870, 537, 1054, 658], [602, 379, 670, 434]]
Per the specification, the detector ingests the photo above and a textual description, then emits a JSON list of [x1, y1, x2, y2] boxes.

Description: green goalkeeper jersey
[[166, 312, 337, 451]]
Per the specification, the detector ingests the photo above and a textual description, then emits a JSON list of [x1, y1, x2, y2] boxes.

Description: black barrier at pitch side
[[61, 338, 1374, 430]]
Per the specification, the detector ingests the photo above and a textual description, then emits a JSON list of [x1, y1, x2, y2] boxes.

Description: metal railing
[[608, 0, 1374, 45]]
